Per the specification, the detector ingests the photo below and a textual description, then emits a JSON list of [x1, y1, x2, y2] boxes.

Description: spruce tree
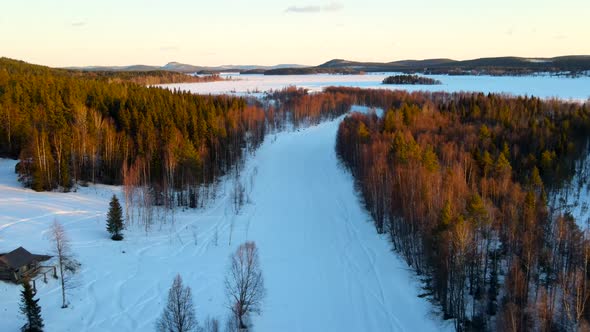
[[19, 279, 44, 332], [106, 194, 124, 240]]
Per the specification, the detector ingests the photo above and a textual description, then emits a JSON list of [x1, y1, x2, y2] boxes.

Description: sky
[[1, 0, 589, 67]]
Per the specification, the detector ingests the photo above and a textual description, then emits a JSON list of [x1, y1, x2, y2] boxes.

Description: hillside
[[264, 56, 590, 76], [66, 62, 309, 74]]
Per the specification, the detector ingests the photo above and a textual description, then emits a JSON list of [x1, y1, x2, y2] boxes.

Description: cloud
[[71, 21, 86, 27], [285, 2, 343, 13]]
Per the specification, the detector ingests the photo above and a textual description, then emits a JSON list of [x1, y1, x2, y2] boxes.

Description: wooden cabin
[[0, 247, 51, 283]]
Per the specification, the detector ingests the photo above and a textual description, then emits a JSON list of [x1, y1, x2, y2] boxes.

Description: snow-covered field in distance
[[162, 73, 590, 101], [0, 116, 450, 331]]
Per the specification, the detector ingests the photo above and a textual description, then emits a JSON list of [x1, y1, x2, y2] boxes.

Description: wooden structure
[[0, 247, 51, 283]]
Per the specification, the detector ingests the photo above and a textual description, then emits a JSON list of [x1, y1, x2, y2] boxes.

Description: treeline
[[382, 74, 441, 85], [264, 86, 354, 128], [264, 56, 590, 76], [0, 59, 354, 214], [69, 70, 223, 85], [335, 87, 590, 331]]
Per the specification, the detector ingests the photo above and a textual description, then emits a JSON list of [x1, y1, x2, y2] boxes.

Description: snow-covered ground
[[162, 73, 590, 101], [550, 151, 590, 229], [0, 116, 449, 331]]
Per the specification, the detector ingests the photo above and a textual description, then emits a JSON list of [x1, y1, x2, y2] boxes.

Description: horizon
[[2, 0, 589, 68], [10, 54, 590, 70]]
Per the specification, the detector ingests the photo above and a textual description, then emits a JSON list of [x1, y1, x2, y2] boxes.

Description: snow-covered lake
[[163, 73, 590, 101]]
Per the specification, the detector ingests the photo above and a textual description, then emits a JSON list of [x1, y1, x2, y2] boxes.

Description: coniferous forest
[[69, 70, 223, 85], [382, 74, 442, 85], [335, 87, 590, 331], [0, 59, 354, 209]]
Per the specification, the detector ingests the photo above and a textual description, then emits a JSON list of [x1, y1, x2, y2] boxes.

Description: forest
[[68, 70, 223, 85], [334, 87, 590, 331], [264, 56, 590, 76], [382, 74, 441, 85], [0, 59, 355, 218]]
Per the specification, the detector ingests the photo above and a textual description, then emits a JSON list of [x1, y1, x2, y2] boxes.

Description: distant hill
[[59, 56, 590, 76], [265, 56, 590, 76], [65, 62, 308, 74]]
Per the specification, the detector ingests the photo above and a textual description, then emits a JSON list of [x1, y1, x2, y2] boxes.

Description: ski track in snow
[[0, 118, 449, 331]]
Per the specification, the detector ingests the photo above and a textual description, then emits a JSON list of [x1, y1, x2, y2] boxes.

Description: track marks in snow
[[242, 119, 445, 331]]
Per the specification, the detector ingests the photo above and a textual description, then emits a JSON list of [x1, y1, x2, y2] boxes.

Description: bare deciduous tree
[[224, 241, 265, 330], [156, 274, 198, 332], [50, 219, 80, 308]]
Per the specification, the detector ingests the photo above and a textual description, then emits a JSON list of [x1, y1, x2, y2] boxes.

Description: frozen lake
[[162, 73, 590, 101]]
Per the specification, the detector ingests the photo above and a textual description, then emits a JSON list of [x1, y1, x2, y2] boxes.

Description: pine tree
[[481, 151, 494, 177], [495, 152, 512, 176], [422, 146, 439, 173], [106, 194, 124, 240], [439, 200, 453, 230], [19, 279, 44, 332]]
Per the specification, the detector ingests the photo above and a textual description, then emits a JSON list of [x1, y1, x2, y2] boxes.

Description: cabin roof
[[0, 247, 50, 270]]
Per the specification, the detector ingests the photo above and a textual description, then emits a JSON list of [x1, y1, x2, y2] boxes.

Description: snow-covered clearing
[[0, 115, 449, 331], [162, 73, 590, 100]]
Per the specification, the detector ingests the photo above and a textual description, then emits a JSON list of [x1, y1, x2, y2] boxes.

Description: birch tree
[[50, 220, 80, 308], [224, 242, 265, 330]]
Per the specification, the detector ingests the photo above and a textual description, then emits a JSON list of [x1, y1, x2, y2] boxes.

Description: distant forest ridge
[[1, 58, 221, 85], [63, 56, 590, 77], [265, 56, 590, 76], [64, 62, 309, 75]]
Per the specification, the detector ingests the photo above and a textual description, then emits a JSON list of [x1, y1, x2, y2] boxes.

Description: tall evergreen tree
[[19, 279, 44, 332], [106, 194, 124, 240]]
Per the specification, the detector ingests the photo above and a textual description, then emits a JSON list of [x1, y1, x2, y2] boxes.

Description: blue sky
[[1, 0, 588, 67]]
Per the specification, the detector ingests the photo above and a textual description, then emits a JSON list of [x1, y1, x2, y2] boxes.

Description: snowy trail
[[0, 115, 447, 331], [244, 118, 444, 331]]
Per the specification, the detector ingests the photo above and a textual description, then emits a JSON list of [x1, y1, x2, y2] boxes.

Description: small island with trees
[[382, 74, 442, 85]]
